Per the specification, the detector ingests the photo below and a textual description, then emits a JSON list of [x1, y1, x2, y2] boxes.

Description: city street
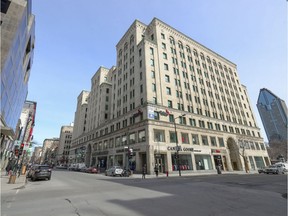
[[1, 170, 287, 216]]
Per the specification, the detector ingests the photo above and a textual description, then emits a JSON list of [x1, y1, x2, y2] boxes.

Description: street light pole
[[174, 114, 186, 177]]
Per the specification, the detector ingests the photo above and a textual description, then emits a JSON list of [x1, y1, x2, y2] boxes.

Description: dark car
[[30, 165, 52, 181]]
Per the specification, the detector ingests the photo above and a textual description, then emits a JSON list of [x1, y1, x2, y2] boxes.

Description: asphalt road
[[1, 170, 287, 216]]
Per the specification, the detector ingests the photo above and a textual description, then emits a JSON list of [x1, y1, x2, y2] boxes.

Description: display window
[[171, 154, 193, 171], [195, 154, 213, 170]]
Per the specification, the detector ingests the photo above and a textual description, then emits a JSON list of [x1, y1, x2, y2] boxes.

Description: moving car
[[30, 165, 52, 181], [265, 164, 285, 174], [105, 166, 123, 176]]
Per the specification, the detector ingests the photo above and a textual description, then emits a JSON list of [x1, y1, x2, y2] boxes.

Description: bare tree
[[237, 138, 250, 173], [267, 139, 288, 162]]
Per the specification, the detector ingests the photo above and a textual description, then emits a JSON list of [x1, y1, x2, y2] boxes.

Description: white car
[[105, 166, 123, 176]]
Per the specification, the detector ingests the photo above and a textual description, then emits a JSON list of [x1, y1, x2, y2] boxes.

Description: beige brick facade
[[71, 18, 270, 174]]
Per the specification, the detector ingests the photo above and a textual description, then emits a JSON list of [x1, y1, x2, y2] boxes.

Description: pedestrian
[[142, 164, 147, 179], [5, 163, 12, 176], [154, 165, 159, 177]]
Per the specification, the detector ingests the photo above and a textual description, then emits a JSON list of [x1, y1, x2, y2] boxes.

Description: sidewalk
[[126, 170, 259, 179], [1, 171, 27, 193]]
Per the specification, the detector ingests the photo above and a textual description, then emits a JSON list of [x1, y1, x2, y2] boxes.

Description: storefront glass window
[[254, 156, 265, 168], [171, 154, 193, 171], [195, 155, 213, 170], [114, 155, 123, 167]]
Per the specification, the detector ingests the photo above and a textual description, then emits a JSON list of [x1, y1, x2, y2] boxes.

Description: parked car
[[30, 165, 52, 181], [257, 167, 267, 174], [86, 167, 98, 174], [105, 166, 123, 176], [265, 164, 285, 174], [274, 162, 288, 173]]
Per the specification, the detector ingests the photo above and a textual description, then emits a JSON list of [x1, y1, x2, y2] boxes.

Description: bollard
[[166, 171, 169, 177], [8, 175, 16, 184]]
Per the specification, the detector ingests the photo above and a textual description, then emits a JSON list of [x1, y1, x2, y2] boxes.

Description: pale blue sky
[[28, 0, 287, 145]]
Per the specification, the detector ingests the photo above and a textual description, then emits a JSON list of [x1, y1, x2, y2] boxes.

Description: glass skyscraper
[[1, 0, 35, 136], [257, 88, 288, 141]]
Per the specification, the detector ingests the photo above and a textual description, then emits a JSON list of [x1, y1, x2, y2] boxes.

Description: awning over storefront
[[1, 126, 15, 138]]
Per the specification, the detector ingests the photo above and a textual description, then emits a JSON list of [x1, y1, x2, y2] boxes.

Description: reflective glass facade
[[1, 0, 35, 133]]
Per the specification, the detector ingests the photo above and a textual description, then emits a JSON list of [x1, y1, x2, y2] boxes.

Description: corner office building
[[71, 18, 270, 174]]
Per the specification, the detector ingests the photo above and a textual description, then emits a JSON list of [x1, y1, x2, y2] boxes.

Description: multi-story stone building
[[70, 91, 89, 163], [71, 18, 269, 174], [0, 0, 35, 168], [56, 125, 73, 165], [257, 88, 287, 141], [30, 146, 42, 164], [41, 138, 59, 165]]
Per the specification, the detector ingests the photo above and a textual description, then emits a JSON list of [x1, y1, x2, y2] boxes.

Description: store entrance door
[[213, 155, 223, 170]]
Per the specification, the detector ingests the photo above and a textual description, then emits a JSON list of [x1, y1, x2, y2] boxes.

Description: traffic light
[[19, 143, 24, 155], [14, 148, 19, 157], [128, 148, 133, 158]]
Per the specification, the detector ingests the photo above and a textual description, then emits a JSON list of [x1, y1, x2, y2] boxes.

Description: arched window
[[178, 41, 183, 49], [186, 45, 191, 53], [206, 56, 211, 64], [169, 36, 175, 45], [200, 53, 205, 61], [193, 49, 198, 57]]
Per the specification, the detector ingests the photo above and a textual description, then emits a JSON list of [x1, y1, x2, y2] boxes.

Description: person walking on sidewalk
[[142, 164, 147, 179], [154, 165, 159, 177]]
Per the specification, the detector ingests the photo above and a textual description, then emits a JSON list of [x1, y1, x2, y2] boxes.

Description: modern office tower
[[257, 88, 288, 141], [56, 125, 73, 165], [0, 0, 35, 164], [72, 18, 269, 174]]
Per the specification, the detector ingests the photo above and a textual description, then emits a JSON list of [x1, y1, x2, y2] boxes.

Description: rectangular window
[[154, 130, 165, 142], [152, 83, 156, 92], [169, 114, 174, 123], [163, 53, 167, 59], [154, 111, 159, 120], [218, 138, 225, 147], [165, 75, 170, 82], [168, 100, 173, 108], [170, 131, 177, 143], [210, 137, 217, 146], [192, 134, 199, 145], [164, 63, 169, 70], [181, 133, 189, 144], [202, 135, 208, 145], [139, 130, 146, 142], [166, 87, 171, 95]]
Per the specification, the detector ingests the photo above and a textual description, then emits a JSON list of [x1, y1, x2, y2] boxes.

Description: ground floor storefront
[[87, 143, 270, 175]]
